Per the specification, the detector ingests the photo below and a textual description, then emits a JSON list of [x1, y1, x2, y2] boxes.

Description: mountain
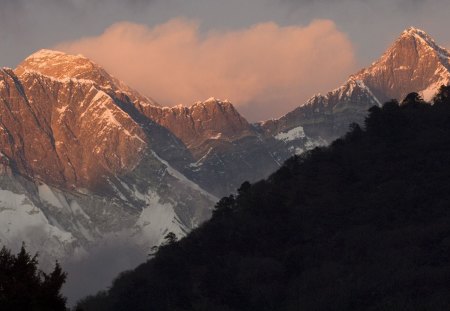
[[0, 50, 216, 266], [0, 49, 320, 269], [138, 97, 286, 196], [263, 27, 450, 142], [133, 95, 324, 195], [76, 87, 450, 311], [1, 26, 449, 297]]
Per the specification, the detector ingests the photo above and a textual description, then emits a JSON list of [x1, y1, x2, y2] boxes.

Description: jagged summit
[[143, 96, 254, 156], [369, 26, 450, 70], [400, 27, 446, 49], [203, 97, 230, 104], [189, 97, 232, 109], [352, 27, 450, 102], [16, 49, 158, 106], [397, 27, 450, 61], [161, 97, 236, 114], [262, 27, 450, 144], [401, 26, 430, 38], [24, 48, 81, 60], [193, 97, 233, 109], [383, 26, 450, 67], [26, 48, 72, 57], [17, 49, 102, 80], [204, 96, 220, 103]]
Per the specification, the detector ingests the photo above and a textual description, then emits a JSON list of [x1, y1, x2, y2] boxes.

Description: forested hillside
[[78, 86, 450, 311]]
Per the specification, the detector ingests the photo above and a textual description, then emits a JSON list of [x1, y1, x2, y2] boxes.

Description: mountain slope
[[128, 94, 320, 196], [77, 87, 450, 311], [138, 97, 283, 195], [263, 27, 450, 142], [0, 50, 215, 267], [356, 27, 450, 102]]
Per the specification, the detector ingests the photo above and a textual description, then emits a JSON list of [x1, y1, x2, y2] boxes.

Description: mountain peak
[[17, 49, 104, 81], [202, 97, 231, 105], [351, 27, 450, 102], [266, 27, 450, 142], [16, 49, 158, 107], [401, 26, 428, 38], [24, 49, 80, 61], [204, 96, 219, 103], [396, 27, 450, 58], [190, 98, 234, 110]]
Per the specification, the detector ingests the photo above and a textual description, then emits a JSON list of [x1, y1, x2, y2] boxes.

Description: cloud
[[57, 19, 356, 121]]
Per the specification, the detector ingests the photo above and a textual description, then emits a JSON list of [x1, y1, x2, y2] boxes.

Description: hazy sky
[[2, 0, 450, 120]]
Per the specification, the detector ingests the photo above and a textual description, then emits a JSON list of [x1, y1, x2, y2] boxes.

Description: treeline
[[77, 86, 450, 311]]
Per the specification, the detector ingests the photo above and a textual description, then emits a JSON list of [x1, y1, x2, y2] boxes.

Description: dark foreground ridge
[[78, 87, 450, 311]]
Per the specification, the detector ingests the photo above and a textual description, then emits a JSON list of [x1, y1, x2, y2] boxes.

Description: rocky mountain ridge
[[262, 27, 450, 141], [0, 49, 216, 268]]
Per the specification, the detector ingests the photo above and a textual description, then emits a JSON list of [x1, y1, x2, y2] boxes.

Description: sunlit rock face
[[140, 97, 294, 195], [356, 27, 450, 102], [141, 98, 254, 158], [262, 27, 450, 141], [0, 50, 215, 266]]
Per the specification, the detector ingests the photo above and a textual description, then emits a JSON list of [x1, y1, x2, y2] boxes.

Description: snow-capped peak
[[191, 97, 233, 108], [204, 97, 219, 103], [399, 27, 450, 58], [353, 26, 450, 100], [203, 97, 233, 106], [19, 49, 106, 81], [16, 49, 158, 107], [25, 49, 83, 61], [401, 26, 428, 38]]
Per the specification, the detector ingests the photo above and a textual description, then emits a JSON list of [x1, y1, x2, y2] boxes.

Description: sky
[[2, 0, 450, 120]]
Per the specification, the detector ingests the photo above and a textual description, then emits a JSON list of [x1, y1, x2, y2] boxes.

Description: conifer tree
[[0, 244, 67, 311]]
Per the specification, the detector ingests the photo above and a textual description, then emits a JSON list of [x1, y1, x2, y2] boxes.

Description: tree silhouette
[[163, 232, 178, 245], [401, 91, 424, 105], [0, 244, 67, 311], [433, 85, 450, 106]]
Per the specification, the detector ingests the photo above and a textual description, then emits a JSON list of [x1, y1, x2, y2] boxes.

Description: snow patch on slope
[[275, 126, 306, 142], [38, 184, 66, 208], [0, 189, 76, 262], [133, 189, 188, 247], [355, 80, 382, 106], [151, 151, 218, 203]]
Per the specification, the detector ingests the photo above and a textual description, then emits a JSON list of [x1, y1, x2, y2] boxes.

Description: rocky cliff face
[[141, 97, 254, 158], [355, 27, 450, 102], [0, 50, 215, 267], [140, 97, 296, 195], [263, 27, 450, 142]]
